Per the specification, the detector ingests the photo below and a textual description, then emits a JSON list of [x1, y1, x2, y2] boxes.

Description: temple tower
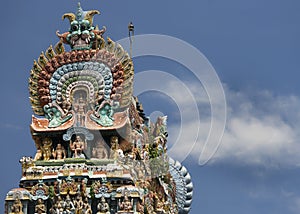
[[5, 4, 193, 214]]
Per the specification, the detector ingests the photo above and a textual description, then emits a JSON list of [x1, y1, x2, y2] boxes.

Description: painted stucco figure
[[56, 3, 106, 50]]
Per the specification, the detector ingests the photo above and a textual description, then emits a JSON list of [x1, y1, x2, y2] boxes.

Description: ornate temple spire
[[7, 3, 193, 214]]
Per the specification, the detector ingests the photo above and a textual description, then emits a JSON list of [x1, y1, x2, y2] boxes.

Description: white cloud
[[162, 80, 300, 167]]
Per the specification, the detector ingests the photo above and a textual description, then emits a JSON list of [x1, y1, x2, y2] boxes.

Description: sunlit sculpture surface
[[5, 3, 193, 214]]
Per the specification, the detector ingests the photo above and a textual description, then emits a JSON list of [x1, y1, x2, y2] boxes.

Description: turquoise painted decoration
[[57, 3, 106, 50], [90, 102, 114, 127], [43, 103, 73, 128]]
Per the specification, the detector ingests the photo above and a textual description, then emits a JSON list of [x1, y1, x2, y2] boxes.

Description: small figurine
[[63, 195, 75, 213], [73, 96, 88, 127], [96, 196, 110, 214], [56, 196, 64, 213], [79, 179, 87, 198], [42, 138, 53, 160], [109, 136, 119, 159], [70, 136, 85, 158], [10, 197, 23, 214], [73, 195, 83, 214], [118, 195, 133, 212], [34, 149, 43, 161], [52, 143, 66, 160], [82, 198, 92, 214], [35, 199, 46, 214]]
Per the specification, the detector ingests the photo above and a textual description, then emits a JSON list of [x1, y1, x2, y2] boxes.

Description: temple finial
[[76, 2, 84, 21]]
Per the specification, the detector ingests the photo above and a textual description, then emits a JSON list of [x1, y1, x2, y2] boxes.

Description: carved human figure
[[35, 199, 46, 214], [82, 198, 92, 214], [79, 179, 87, 198], [34, 149, 43, 161], [70, 136, 85, 158], [73, 96, 87, 126], [42, 138, 53, 160], [56, 196, 64, 214], [73, 195, 83, 214], [97, 196, 110, 214], [53, 144, 66, 160], [63, 195, 75, 213], [10, 198, 23, 214], [92, 139, 108, 159], [109, 136, 119, 159], [49, 203, 58, 214], [118, 195, 133, 212]]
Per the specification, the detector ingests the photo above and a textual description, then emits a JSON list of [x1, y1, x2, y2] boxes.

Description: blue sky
[[1, 0, 300, 213]]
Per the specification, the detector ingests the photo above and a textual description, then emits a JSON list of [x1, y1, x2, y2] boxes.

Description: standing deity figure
[[109, 136, 119, 159], [10, 198, 23, 214], [79, 179, 87, 198], [35, 199, 46, 214], [42, 138, 53, 160], [96, 196, 110, 214], [52, 143, 66, 160], [73, 96, 87, 126], [118, 195, 133, 212], [70, 136, 85, 158]]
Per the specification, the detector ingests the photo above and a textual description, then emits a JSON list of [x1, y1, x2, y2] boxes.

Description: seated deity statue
[[10, 198, 23, 214], [35, 199, 46, 214], [63, 195, 75, 213], [96, 196, 110, 214], [52, 143, 66, 160], [82, 198, 92, 214], [118, 195, 133, 212], [70, 136, 85, 158], [73, 195, 83, 214]]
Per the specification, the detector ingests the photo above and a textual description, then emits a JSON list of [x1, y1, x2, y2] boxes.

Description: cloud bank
[[160, 80, 300, 167]]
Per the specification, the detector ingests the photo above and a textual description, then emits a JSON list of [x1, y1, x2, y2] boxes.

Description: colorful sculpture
[[6, 3, 193, 214]]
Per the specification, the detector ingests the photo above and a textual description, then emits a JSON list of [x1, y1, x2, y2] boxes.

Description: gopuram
[[5, 4, 193, 214]]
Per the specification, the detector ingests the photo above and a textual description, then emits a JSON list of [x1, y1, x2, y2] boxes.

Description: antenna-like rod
[[128, 22, 134, 58]]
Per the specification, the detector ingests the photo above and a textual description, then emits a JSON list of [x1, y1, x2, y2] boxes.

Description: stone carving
[[10, 197, 23, 214], [52, 143, 66, 160], [69, 136, 85, 158], [90, 101, 114, 127], [34, 199, 46, 214], [43, 103, 72, 128], [96, 196, 110, 214]]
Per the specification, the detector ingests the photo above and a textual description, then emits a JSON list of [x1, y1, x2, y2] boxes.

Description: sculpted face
[[61, 4, 100, 50], [67, 19, 95, 50]]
